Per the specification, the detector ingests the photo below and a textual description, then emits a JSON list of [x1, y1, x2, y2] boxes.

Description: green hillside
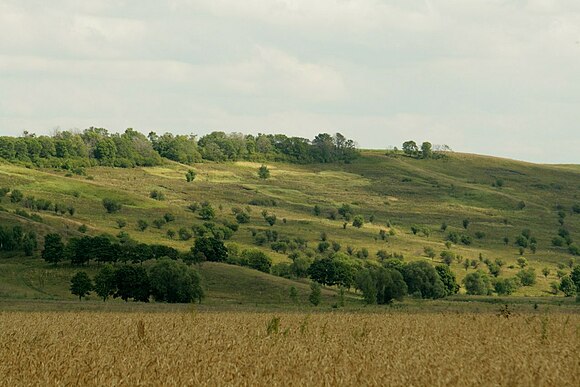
[[0, 150, 579, 302]]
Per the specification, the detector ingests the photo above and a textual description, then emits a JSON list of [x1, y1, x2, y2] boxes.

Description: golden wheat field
[[0, 310, 579, 386]]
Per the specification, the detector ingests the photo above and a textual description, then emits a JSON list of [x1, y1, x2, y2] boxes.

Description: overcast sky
[[1, 1, 579, 163]]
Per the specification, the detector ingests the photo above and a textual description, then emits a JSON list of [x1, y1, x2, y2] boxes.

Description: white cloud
[[0, 0, 579, 163]]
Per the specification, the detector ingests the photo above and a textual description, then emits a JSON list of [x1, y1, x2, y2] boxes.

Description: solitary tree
[[42, 233, 65, 265], [462, 219, 470, 229], [559, 276, 577, 297], [309, 282, 321, 306], [185, 169, 196, 182], [258, 165, 270, 179], [70, 271, 93, 300]]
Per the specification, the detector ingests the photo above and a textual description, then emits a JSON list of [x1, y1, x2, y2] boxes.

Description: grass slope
[[0, 150, 579, 301]]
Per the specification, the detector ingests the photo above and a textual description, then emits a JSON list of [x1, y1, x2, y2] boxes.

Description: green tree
[[463, 271, 493, 295], [149, 259, 203, 303], [309, 282, 321, 306], [191, 236, 228, 262], [402, 261, 446, 299], [242, 249, 272, 273], [42, 233, 65, 265], [569, 265, 580, 291], [258, 165, 270, 179], [70, 271, 93, 300], [462, 219, 470, 229], [517, 268, 536, 286], [114, 265, 150, 302], [494, 278, 517, 295], [435, 264, 459, 295], [352, 215, 364, 228], [402, 140, 418, 157], [94, 265, 116, 301], [185, 169, 196, 182], [420, 142, 432, 159], [199, 202, 215, 220], [559, 276, 576, 297]]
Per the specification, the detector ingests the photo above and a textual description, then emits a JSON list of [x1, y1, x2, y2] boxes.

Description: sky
[[1, 0, 579, 164]]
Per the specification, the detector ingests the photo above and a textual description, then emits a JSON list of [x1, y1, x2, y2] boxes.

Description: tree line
[[0, 128, 359, 169], [70, 259, 203, 303]]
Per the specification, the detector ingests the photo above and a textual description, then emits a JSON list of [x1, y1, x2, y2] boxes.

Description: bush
[[149, 259, 203, 303], [10, 189, 23, 203], [137, 219, 149, 231], [102, 198, 122, 214], [235, 212, 250, 224], [149, 190, 165, 201]]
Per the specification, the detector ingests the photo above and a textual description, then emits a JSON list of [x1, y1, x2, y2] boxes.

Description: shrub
[[102, 198, 122, 214], [149, 190, 165, 201], [199, 202, 215, 220], [137, 220, 149, 231], [236, 212, 250, 224]]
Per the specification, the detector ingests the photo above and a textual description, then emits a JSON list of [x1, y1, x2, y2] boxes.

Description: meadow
[[1, 150, 579, 300], [0, 309, 578, 386]]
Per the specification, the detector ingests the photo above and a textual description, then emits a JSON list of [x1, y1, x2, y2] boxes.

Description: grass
[[0, 150, 579, 302]]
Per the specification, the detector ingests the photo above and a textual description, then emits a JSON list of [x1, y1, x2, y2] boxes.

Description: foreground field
[[1, 310, 578, 386]]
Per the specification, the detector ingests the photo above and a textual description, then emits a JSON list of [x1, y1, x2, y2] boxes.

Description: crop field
[[1, 310, 578, 386]]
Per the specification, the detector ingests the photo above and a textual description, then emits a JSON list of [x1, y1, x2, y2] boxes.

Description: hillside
[[0, 150, 579, 302]]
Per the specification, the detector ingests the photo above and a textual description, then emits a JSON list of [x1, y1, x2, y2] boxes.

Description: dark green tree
[[185, 169, 196, 182], [94, 265, 116, 301], [149, 259, 204, 303], [402, 261, 446, 299], [435, 264, 459, 295], [114, 265, 150, 302], [258, 165, 270, 179], [42, 233, 65, 265], [191, 236, 228, 262], [463, 271, 493, 295], [70, 271, 93, 300]]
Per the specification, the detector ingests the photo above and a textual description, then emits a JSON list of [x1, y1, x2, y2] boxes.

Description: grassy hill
[[0, 150, 579, 302]]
